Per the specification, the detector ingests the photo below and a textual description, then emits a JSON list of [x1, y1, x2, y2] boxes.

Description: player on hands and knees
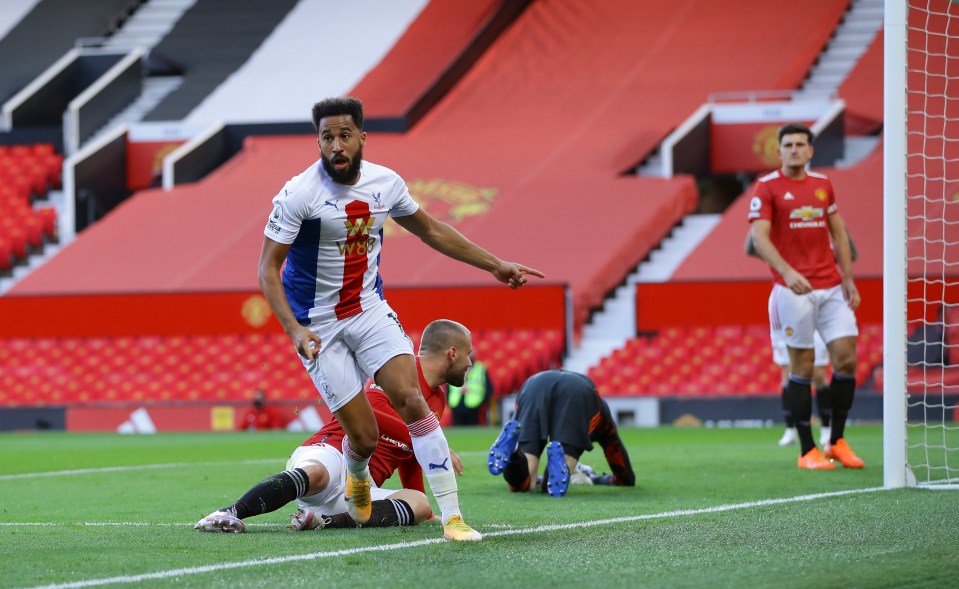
[[488, 370, 635, 497], [748, 123, 864, 470], [258, 97, 543, 541], [196, 319, 475, 534]]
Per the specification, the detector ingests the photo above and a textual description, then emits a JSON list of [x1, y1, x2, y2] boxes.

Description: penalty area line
[[22, 486, 886, 589]]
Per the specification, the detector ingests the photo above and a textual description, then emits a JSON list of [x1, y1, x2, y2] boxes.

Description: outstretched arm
[[393, 209, 545, 289]]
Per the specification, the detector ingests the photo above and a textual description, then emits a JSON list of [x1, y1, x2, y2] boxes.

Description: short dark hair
[[311, 97, 364, 132], [419, 319, 469, 356], [778, 123, 814, 144]]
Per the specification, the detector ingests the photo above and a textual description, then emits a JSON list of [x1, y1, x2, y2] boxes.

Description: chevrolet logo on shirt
[[789, 206, 824, 221], [788, 206, 826, 229]]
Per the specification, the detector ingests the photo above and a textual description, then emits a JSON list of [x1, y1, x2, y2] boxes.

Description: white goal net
[[888, 0, 959, 487]]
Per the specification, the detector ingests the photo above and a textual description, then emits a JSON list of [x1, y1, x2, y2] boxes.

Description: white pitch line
[[21, 486, 887, 589], [0, 459, 281, 481]]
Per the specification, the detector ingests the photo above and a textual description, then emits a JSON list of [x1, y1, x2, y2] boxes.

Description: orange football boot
[[824, 438, 865, 469], [797, 447, 836, 470]]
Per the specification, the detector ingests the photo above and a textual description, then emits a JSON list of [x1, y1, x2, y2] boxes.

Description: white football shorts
[[286, 443, 399, 514], [770, 324, 829, 367], [769, 283, 859, 351], [299, 300, 414, 412]]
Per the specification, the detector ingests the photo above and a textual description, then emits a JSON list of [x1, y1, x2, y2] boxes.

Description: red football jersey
[[747, 170, 842, 290], [299, 359, 446, 494]]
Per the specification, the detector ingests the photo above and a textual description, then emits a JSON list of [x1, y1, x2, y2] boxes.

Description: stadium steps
[[76, 0, 194, 150], [638, 0, 882, 178], [793, 0, 883, 101], [563, 214, 721, 375], [834, 135, 881, 168], [100, 0, 198, 53], [141, 0, 299, 121], [82, 76, 184, 150], [0, 188, 65, 296], [0, 145, 65, 295]]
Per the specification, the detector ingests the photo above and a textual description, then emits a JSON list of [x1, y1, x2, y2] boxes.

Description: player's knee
[[833, 356, 857, 376], [407, 492, 432, 524], [298, 461, 330, 496], [386, 385, 429, 422], [350, 432, 379, 457], [830, 349, 857, 375]]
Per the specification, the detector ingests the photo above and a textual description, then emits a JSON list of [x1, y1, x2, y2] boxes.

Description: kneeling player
[[487, 370, 635, 497]]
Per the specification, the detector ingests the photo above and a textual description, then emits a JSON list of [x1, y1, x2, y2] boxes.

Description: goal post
[[886, 0, 959, 489], [883, 0, 908, 489]]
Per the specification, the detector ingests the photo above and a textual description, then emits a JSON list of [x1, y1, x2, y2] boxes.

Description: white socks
[[341, 436, 371, 480], [408, 413, 460, 523]]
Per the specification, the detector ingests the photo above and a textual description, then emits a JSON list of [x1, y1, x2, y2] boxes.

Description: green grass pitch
[[1, 425, 958, 588]]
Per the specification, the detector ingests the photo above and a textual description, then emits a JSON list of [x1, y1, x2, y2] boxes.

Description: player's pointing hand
[[493, 262, 545, 289]]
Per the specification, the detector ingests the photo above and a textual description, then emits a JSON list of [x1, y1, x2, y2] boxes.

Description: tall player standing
[[748, 123, 864, 470], [258, 97, 544, 541]]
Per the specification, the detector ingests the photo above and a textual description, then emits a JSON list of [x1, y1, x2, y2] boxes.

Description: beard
[[446, 368, 468, 388], [321, 145, 363, 184]]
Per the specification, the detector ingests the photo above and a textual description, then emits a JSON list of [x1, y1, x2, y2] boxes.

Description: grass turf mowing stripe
[[23, 486, 886, 589], [0, 522, 287, 527], [0, 452, 490, 481], [0, 459, 280, 480]]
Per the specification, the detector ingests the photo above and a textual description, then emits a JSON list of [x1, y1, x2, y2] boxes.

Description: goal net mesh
[[905, 0, 959, 485]]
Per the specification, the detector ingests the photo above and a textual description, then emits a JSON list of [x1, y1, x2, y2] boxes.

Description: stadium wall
[[0, 284, 569, 338], [634, 279, 884, 331]]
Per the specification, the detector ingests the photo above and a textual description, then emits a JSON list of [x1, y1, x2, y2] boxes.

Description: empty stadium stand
[[349, 0, 529, 128], [0, 143, 61, 272], [182, 0, 440, 127], [0, 0, 137, 106], [838, 29, 883, 135], [0, 328, 563, 406], [10, 0, 851, 335], [588, 323, 883, 397], [142, 0, 298, 121], [0, 0, 899, 425]]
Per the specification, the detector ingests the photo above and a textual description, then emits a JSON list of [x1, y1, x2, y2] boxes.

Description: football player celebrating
[[258, 97, 543, 541]]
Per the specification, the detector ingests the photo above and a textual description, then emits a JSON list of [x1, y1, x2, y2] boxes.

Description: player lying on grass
[[487, 370, 635, 497], [196, 320, 473, 534]]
